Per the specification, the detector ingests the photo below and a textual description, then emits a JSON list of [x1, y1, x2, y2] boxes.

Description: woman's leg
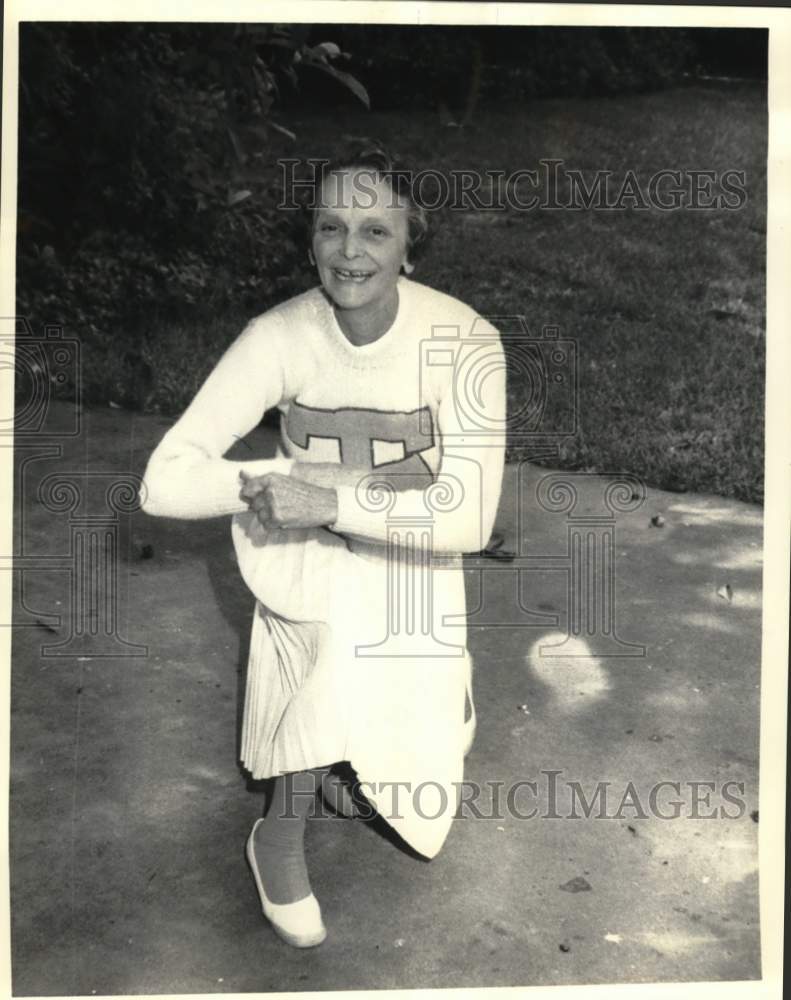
[[319, 764, 380, 820], [251, 766, 328, 905]]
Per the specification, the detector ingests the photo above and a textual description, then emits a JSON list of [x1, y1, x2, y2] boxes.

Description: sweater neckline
[[322, 276, 413, 363]]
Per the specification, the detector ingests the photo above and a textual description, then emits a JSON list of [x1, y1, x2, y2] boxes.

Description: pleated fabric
[[239, 544, 475, 859]]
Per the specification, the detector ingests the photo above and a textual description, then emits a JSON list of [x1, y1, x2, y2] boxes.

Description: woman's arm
[[239, 460, 436, 533], [328, 329, 507, 554], [140, 317, 294, 519]]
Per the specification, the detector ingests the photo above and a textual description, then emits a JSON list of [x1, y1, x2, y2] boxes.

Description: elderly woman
[[141, 143, 505, 947]]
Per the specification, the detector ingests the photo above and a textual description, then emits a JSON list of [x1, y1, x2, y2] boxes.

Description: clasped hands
[[240, 461, 378, 530], [239, 467, 339, 531]]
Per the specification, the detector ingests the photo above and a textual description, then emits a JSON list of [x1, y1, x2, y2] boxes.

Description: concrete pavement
[[9, 402, 761, 992]]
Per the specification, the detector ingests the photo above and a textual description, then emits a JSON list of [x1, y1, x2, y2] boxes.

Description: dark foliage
[[309, 26, 766, 114], [14, 25, 766, 501], [18, 24, 765, 369], [17, 22, 360, 404]]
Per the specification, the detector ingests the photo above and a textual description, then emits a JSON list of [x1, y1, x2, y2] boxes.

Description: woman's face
[[312, 169, 410, 312]]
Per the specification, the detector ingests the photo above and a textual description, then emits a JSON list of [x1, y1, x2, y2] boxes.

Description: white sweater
[[141, 277, 506, 621]]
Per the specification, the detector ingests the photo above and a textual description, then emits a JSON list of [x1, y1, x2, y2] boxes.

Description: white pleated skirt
[[238, 544, 475, 859]]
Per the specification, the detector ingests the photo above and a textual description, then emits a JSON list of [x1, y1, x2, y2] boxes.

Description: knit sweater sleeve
[[140, 315, 295, 519], [330, 322, 506, 553]]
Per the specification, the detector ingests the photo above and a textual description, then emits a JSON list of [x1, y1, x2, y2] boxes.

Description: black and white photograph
[[1, 2, 788, 997]]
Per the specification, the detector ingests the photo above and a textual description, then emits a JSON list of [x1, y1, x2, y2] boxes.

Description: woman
[[141, 143, 506, 948]]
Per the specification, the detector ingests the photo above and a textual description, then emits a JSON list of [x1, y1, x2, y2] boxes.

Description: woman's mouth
[[333, 268, 376, 284]]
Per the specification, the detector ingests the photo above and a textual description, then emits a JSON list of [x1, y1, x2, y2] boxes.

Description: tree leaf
[[226, 126, 246, 166], [315, 41, 341, 59], [304, 58, 370, 109], [227, 190, 252, 207], [269, 120, 297, 140]]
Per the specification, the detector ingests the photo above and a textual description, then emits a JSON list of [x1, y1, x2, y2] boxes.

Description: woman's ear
[[308, 248, 316, 266], [402, 259, 415, 275]]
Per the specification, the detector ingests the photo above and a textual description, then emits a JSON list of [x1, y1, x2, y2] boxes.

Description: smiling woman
[[308, 146, 429, 344], [312, 170, 408, 343], [140, 140, 506, 949]]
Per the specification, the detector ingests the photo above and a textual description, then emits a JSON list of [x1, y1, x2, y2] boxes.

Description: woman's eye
[[319, 223, 338, 233], [369, 227, 388, 237]]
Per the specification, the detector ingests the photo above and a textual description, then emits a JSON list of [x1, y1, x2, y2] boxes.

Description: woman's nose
[[342, 232, 362, 258]]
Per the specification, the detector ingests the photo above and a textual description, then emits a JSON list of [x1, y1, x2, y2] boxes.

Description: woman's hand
[[239, 471, 338, 530]]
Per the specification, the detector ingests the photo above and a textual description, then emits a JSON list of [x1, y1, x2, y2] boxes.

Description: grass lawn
[[153, 83, 768, 503]]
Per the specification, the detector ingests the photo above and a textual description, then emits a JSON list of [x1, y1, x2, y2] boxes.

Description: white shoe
[[245, 819, 327, 948]]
